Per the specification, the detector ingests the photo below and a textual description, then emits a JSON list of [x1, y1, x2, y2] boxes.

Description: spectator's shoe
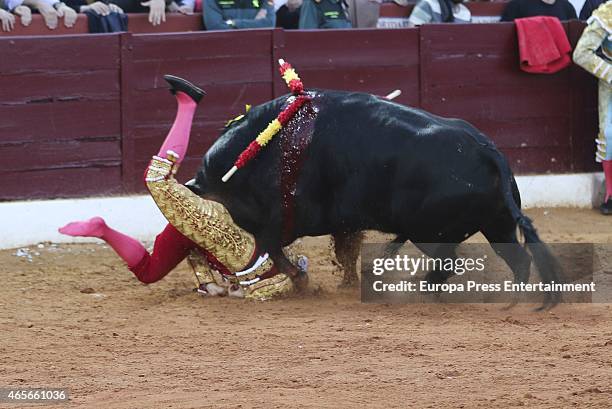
[[600, 198, 612, 215], [163, 75, 206, 104]]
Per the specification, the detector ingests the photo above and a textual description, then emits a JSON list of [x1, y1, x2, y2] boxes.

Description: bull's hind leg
[[333, 231, 363, 287], [481, 221, 532, 285], [482, 219, 533, 308], [414, 243, 459, 285]]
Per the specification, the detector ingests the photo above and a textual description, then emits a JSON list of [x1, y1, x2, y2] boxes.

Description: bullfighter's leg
[[332, 231, 363, 287], [146, 77, 297, 298], [59, 219, 204, 285]]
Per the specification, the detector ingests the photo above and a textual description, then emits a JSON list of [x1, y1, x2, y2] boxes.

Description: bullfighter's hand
[[254, 7, 266, 19]]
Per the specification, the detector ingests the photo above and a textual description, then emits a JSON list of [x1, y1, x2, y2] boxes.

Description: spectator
[[203, 0, 275, 30], [298, 0, 351, 28], [61, 0, 127, 33], [168, 0, 194, 15], [408, 0, 471, 26], [22, 0, 77, 28], [0, 1, 17, 31], [501, 0, 577, 22], [0, 0, 32, 31], [346, 0, 380, 28], [573, 1, 612, 214], [63, 0, 124, 15], [276, 0, 301, 29], [107, 0, 168, 25], [579, 0, 605, 20]]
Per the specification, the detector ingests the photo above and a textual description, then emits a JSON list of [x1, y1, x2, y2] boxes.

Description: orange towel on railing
[[515, 16, 572, 74]]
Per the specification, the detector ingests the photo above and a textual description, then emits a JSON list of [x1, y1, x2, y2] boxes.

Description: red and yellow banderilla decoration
[[222, 59, 310, 183]]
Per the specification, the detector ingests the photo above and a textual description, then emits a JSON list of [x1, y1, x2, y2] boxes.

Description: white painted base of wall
[[0, 172, 605, 250], [1, 195, 168, 250], [515, 172, 605, 208]]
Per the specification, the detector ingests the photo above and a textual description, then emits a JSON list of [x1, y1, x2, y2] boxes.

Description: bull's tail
[[496, 153, 564, 308]]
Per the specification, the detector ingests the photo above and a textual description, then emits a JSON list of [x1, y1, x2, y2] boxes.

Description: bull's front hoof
[[291, 270, 309, 293]]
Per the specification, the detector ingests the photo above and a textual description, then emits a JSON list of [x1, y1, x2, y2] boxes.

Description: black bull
[[189, 90, 562, 305]]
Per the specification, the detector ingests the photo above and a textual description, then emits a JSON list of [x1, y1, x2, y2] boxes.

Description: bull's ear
[[225, 114, 245, 128], [163, 75, 206, 104]]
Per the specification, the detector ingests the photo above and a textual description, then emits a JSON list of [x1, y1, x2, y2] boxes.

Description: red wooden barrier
[[421, 22, 575, 173], [272, 28, 419, 106], [0, 34, 123, 200], [0, 24, 600, 200]]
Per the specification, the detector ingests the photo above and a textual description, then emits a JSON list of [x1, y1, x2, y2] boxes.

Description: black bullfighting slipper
[[163, 75, 206, 104], [600, 198, 612, 215]]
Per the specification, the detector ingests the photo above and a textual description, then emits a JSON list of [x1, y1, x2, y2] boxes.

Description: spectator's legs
[[601, 92, 612, 214], [347, 0, 380, 28], [602, 160, 612, 202]]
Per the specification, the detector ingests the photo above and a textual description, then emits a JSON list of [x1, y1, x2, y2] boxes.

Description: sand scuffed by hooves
[[1, 208, 611, 408]]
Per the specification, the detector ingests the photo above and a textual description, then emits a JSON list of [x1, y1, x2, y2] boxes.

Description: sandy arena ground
[[1, 208, 611, 408]]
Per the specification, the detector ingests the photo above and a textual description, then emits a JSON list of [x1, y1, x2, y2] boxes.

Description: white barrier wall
[[1, 196, 167, 250], [0, 172, 605, 250]]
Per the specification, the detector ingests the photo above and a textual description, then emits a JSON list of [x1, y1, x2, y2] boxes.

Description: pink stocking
[[59, 219, 197, 283], [603, 160, 612, 202], [59, 217, 147, 269], [157, 91, 198, 166]]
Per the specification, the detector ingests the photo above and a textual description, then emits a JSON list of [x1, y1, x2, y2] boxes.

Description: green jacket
[[298, 0, 352, 29], [203, 0, 276, 30]]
